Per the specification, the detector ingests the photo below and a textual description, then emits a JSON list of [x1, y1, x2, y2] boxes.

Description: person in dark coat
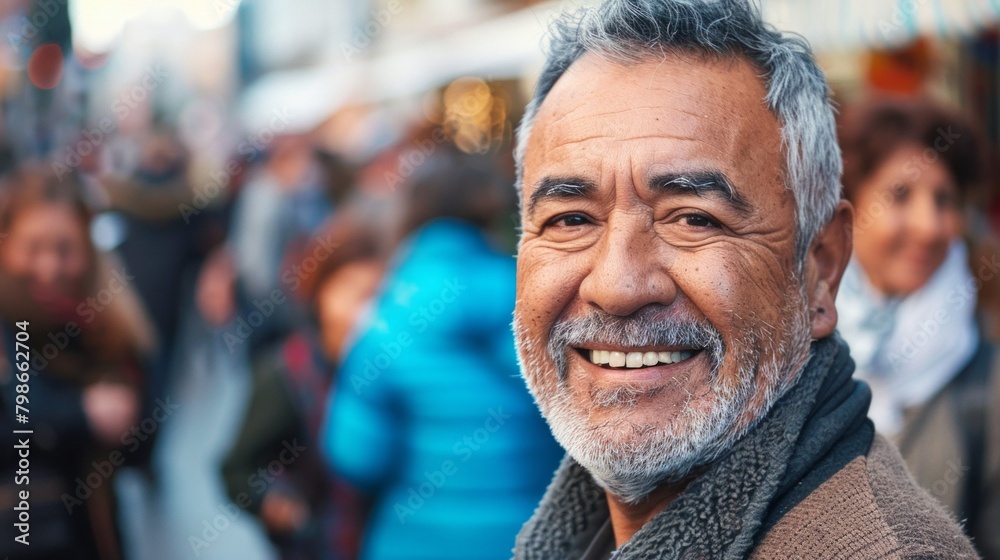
[[0, 167, 153, 560], [221, 193, 392, 560]]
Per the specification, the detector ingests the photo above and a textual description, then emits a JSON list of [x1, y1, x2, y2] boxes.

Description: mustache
[[546, 307, 726, 382]]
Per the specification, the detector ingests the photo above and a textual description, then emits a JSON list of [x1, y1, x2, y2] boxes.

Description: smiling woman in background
[[836, 96, 999, 558], [0, 167, 155, 560]]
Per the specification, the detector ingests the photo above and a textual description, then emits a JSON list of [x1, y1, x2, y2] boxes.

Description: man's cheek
[[707, 255, 783, 306], [520, 264, 574, 316], [676, 268, 740, 320]]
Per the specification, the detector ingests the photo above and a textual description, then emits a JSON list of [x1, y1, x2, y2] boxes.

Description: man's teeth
[[588, 349, 694, 368]]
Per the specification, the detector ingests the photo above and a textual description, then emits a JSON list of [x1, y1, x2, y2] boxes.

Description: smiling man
[[511, 1, 979, 558]]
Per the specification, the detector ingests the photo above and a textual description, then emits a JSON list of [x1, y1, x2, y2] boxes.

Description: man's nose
[[578, 220, 677, 316]]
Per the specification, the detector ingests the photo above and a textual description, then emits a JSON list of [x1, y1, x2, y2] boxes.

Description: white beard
[[513, 284, 813, 504]]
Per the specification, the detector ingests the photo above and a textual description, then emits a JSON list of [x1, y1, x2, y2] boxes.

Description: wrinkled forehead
[[521, 51, 785, 197]]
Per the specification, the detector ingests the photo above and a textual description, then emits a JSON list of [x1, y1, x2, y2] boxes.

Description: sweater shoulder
[[864, 435, 979, 558], [752, 435, 978, 559]]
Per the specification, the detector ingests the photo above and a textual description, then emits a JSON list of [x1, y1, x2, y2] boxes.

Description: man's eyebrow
[[526, 177, 597, 217], [650, 171, 752, 214]]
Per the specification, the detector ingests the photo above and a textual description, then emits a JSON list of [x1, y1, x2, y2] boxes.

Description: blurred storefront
[[235, 0, 1000, 161], [2, 0, 1000, 182]]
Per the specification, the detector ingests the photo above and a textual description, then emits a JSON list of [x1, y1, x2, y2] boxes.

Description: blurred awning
[[357, 2, 560, 103], [241, 0, 1000, 126], [764, 0, 1000, 52], [355, 0, 1000, 101], [238, 1, 565, 131]]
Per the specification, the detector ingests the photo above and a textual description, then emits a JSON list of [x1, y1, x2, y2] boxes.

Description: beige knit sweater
[[753, 435, 978, 559]]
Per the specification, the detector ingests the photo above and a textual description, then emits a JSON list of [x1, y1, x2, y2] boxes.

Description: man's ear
[[805, 199, 854, 339]]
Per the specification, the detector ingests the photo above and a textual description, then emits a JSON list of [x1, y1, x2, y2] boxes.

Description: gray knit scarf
[[513, 335, 873, 559]]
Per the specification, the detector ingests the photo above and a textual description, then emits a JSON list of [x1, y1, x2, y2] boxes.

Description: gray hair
[[515, 0, 842, 263]]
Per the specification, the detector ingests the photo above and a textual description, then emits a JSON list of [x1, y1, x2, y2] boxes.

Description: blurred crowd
[[0, 4, 998, 560], [0, 83, 565, 558]]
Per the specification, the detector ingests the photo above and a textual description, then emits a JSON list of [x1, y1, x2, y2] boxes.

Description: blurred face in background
[[851, 143, 962, 297], [0, 202, 91, 300], [317, 260, 382, 361]]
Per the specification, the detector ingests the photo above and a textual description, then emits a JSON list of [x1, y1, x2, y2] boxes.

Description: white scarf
[[836, 240, 979, 436]]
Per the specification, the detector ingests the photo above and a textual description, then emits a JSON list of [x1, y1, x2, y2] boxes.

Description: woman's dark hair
[[0, 166, 93, 236], [838, 96, 986, 201]]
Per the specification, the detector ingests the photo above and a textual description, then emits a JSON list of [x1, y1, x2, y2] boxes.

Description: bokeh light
[[27, 42, 63, 89]]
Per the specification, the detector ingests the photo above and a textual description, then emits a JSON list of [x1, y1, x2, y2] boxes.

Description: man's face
[[514, 52, 814, 501]]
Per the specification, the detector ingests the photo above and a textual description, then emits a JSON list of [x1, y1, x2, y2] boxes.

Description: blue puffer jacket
[[321, 218, 563, 560]]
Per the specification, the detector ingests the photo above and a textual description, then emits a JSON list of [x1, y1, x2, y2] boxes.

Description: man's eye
[[548, 214, 592, 228], [680, 214, 718, 228]]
